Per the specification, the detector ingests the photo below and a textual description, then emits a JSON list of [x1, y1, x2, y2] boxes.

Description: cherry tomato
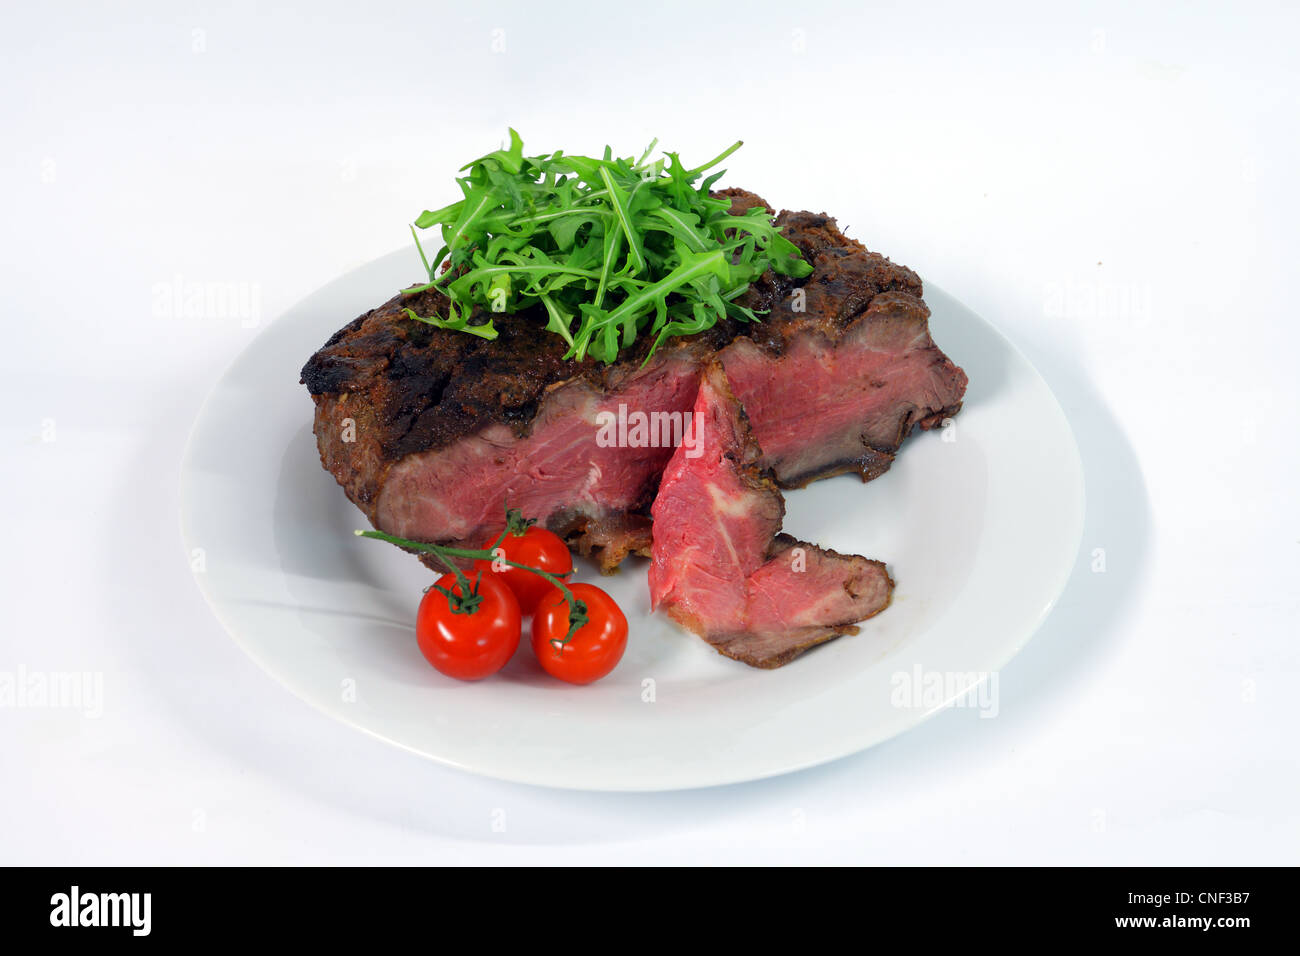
[[416, 572, 521, 681], [531, 583, 628, 685], [474, 525, 574, 615]]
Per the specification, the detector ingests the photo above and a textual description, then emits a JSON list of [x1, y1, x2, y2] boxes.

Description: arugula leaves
[[403, 130, 812, 363]]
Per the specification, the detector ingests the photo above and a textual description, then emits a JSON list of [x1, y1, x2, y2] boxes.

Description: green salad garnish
[[403, 130, 812, 364]]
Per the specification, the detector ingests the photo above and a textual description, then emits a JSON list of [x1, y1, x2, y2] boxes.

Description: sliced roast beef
[[649, 362, 894, 667], [301, 189, 966, 571], [723, 288, 967, 486]]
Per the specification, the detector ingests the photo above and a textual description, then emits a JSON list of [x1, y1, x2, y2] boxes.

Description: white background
[[2, 0, 1296, 864]]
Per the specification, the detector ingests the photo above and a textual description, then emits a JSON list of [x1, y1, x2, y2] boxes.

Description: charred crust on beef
[[302, 190, 932, 461]]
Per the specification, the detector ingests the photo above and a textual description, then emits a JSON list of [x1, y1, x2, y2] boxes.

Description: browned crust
[[545, 510, 655, 574], [722, 535, 896, 669], [774, 398, 965, 490], [716, 621, 860, 670], [666, 538, 895, 669]]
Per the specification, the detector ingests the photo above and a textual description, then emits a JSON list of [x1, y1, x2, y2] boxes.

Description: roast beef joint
[[302, 189, 968, 666]]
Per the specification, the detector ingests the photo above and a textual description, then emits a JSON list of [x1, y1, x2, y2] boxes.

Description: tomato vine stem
[[355, 521, 589, 642]]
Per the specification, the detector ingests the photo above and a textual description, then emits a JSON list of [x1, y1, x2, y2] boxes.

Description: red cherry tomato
[[416, 572, 521, 681], [531, 583, 628, 685], [474, 525, 574, 615]]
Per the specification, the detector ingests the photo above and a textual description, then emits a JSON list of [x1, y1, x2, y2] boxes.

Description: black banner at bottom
[[2, 866, 1286, 941]]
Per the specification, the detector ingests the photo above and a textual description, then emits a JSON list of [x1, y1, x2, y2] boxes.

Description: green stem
[[685, 140, 742, 178], [410, 224, 433, 280], [355, 528, 588, 641], [599, 166, 646, 275], [574, 249, 729, 360]]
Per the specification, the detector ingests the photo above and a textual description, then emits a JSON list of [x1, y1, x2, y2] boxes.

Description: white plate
[[181, 249, 1084, 791]]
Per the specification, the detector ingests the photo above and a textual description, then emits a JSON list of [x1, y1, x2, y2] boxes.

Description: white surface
[[181, 255, 1083, 790], [1, 0, 1296, 861]]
